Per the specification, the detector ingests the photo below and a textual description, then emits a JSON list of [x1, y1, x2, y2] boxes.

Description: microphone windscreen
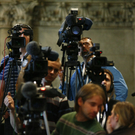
[[21, 82, 37, 99], [26, 41, 41, 56], [42, 47, 59, 61], [48, 50, 59, 61]]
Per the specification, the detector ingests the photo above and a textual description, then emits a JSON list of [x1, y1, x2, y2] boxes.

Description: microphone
[[26, 41, 59, 61], [26, 41, 41, 56], [48, 51, 59, 61], [21, 82, 37, 99]]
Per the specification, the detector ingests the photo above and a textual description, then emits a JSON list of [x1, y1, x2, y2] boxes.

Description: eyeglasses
[[79, 42, 90, 47], [78, 37, 93, 47], [48, 66, 59, 73]]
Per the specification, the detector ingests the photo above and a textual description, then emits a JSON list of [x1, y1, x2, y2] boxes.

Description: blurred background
[[0, 0, 134, 106]]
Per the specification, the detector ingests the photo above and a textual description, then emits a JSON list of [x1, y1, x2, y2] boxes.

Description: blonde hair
[[113, 101, 135, 128], [75, 83, 106, 112]]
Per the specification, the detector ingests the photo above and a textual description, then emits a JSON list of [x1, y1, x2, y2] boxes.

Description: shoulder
[[61, 111, 76, 119]]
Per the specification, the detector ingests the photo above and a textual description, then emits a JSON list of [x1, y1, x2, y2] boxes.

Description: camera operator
[[59, 37, 128, 101], [0, 23, 33, 135], [41, 56, 71, 133], [4, 53, 71, 134]]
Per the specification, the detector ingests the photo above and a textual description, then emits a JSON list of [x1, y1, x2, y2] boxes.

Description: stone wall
[[0, 0, 135, 105]]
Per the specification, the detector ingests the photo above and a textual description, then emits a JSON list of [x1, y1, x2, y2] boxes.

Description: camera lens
[[72, 26, 81, 35]]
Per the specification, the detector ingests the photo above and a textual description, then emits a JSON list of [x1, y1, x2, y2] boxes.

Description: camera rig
[[15, 41, 60, 135], [85, 43, 114, 84], [6, 24, 33, 59], [57, 8, 93, 98]]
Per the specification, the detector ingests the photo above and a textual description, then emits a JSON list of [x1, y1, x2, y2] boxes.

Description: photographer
[[59, 37, 128, 101], [4, 53, 71, 134], [0, 23, 33, 135]]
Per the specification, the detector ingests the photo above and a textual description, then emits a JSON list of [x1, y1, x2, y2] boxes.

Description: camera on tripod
[[57, 8, 93, 62], [86, 43, 114, 84], [15, 41, 59, 135], [6, 24, 33, 58], [18, 82, 57, 114], [86, 43, 114, 69]]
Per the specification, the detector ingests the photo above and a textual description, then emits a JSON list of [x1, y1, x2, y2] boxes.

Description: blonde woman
[[106, 101, 135, 135]]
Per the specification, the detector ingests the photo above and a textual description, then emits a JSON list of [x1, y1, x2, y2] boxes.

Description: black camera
[[57, 8, 93, 63], [86, 43, 114, 84], [57, 8, 93, 46], [18, 82, 58, 113], [6, 24, 33, 58], [16, 82, 57, 135]]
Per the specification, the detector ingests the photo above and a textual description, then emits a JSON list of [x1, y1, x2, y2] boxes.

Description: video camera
[[85, 43, 114, 84], [6, 24, 33, 58], [16, 82, 57, 135], [57, 8, 93, 62], [15, 41, 59, 135], [17, 82, 58, 114]]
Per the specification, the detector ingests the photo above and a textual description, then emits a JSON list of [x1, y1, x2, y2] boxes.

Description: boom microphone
[[26, 41, 41, 56], [26, 41, 59, 61], [21, 81, 37, 99], [42, 47, 59, 61]]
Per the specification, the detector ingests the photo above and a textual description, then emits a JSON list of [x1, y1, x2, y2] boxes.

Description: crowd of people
[[0, 23, 135, 135]]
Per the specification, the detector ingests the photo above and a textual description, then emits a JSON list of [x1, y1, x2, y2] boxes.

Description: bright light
[[40, 87, 46, 91]]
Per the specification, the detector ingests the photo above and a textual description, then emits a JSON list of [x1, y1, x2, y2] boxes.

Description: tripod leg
[[43, 111, 50, 135]]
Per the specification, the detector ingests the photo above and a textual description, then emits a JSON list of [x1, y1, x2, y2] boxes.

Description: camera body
[[86, 43, 114, 84], [18, 83, 57, 114], [6, 24, 33, 59], [57, 8, 93, 46], [57, 8, 93, 62]]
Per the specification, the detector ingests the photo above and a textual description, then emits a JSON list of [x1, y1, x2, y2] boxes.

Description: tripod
[[17, 110, 50, 135], [61, 44, 84, 100]]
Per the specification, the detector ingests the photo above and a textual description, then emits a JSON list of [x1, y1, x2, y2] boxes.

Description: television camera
[[6, 24, 33, 59], [57, 8, 93, 98], [15, 41, 59, 135], [85, 43, 114, 84], [57, 8, 93, 62], [16, 82, 57, 135]]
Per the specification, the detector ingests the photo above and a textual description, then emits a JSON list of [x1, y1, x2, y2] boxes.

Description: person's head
[[78, 37, 93, 57], [75, 83, 106, 120], [109, 101, 135, 130], [44, 58, 61, 85], [102, 69, 114, 95]]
